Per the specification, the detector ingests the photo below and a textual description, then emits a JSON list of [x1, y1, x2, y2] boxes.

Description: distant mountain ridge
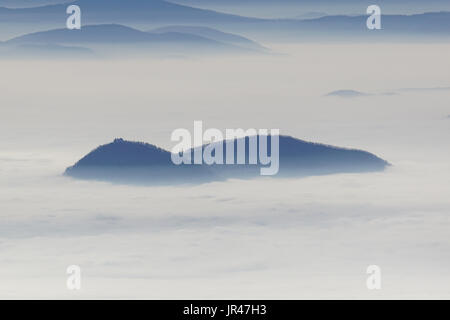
[[7, 24, 221, 44], [173, 0, 450, 12], [0, 0, 69, 8], [0, 0, 263, 24], [1, 0, 449, 42], [149, 25, 266, 50], [65, 136, 389, 185], [326, 90, 369, 98], [3, 24, 263, 57]]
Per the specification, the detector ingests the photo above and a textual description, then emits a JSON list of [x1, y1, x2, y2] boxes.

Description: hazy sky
[[1, 43, 449, 159]]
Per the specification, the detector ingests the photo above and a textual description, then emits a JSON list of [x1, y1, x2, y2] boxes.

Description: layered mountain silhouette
[[3, 24, 262, 57], [4, 0, 449, 12], [247, 12, 450, 41], [174, 0, 450, 12], [7, 24, 227, 45], [0, 0, 70, 8], [1, 0, 449, 42], [0, 0, 262, 24], [65, 136, 389, 185], [149, 25, 266, 51], [298, 12, 450, 35]]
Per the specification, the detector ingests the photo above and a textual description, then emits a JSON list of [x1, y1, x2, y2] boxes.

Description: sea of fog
[[0, 44, 449, 298]]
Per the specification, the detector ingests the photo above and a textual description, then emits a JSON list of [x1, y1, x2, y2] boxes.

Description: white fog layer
[[0, 43, 449, 298]]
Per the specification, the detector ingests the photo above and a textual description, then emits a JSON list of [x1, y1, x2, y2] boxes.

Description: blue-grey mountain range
[[0, 0, 449, 41], [0, 0, 70, 8], [1, 24, 264, 57], [149, 25, 266, 51], [7, 24, 227, 45], [173, 0, 450, 12], [0, 0, 262, 24], [1, 0, 449, 58]]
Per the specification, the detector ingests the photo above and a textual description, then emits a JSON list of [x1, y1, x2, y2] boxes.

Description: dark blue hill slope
[[65, 136, 389, 185]]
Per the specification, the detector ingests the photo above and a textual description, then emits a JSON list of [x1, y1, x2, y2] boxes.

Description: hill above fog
[[65, 136, 389, 185], [326, 90, 369, 98]]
